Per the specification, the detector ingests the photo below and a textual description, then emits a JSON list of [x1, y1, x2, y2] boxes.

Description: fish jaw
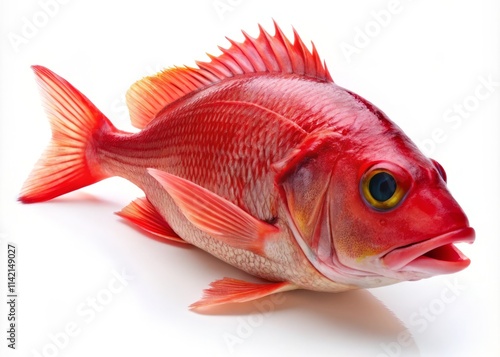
[[381, 227, 475, 277]]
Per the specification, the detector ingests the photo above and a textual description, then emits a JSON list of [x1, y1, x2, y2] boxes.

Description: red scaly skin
[[97, 74, 373, 291], [19, 24, 474, 306], [96, 72, 472, 289]]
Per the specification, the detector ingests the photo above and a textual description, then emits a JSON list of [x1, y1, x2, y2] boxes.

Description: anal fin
[[190, 277, 294, 309], [116, 197, 187, 244]]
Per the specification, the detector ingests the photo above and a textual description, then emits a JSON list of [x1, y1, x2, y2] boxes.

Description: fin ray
[[19, 66, 113, 203], [126, 21, 333, 129], [116, 197, 187, 244], [190, 277, 294, 309], [147, 169, 279, 255]]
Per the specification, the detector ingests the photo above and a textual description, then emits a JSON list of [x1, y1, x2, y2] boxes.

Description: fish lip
[[382, 227, 475, 274]]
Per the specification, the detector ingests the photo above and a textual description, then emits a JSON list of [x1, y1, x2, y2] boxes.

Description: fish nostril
[[422, 166, 443, 185], [430, 159, 447, 183]]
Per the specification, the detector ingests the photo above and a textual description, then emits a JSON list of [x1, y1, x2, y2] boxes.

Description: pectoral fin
[[116, 197, 187, 244], [190, 277, 294, 309], [147, 169, 279, 256]]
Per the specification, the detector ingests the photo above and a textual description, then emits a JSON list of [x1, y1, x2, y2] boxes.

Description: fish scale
[[104, 96, 306, 220], [19, 23, 474, 309]]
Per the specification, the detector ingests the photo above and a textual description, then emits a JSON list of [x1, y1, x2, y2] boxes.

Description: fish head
[[330, 140, 475, 286], [278, 125, 474, 288]]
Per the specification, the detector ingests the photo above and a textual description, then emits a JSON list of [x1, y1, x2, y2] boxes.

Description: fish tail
[[19, 66, 115, 203]]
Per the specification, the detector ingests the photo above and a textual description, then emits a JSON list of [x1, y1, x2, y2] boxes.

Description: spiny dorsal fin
[[126, 21, 333, 129]]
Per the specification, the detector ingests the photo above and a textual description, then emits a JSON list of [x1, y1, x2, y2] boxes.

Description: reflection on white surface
[[1, 0, 499, 356]]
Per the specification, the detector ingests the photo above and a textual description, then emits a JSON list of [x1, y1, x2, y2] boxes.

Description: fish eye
[[369, 172, 396, 201], [361, 169, 406, 211], [431, 159, 447, 182]]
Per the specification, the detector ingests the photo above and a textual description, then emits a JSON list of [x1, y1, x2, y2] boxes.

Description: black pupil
[[369, 172, 396, 202]]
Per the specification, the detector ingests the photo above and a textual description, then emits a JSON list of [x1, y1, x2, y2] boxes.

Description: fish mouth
[[382, 227, 475, 275]]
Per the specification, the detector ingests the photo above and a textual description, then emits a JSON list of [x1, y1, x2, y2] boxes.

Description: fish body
[[20, 23, 474, 308]]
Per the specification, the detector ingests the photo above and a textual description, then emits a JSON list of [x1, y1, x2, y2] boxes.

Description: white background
[[1, 0, 499, 356]]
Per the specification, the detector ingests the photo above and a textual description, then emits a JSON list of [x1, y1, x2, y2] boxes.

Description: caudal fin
[[19, 66, 114, 203]]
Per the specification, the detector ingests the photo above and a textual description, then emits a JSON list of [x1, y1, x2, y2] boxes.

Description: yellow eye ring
[[361, 169, 406, 211]]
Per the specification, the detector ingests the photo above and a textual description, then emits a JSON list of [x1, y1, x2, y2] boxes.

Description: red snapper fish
[[20, 23, 475, 308]]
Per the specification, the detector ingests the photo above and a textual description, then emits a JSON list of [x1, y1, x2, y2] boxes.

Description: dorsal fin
[[126, 21, 333, 129]]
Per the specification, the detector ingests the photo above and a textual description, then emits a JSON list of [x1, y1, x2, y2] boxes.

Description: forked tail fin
[[19, 66, 115, 203]]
